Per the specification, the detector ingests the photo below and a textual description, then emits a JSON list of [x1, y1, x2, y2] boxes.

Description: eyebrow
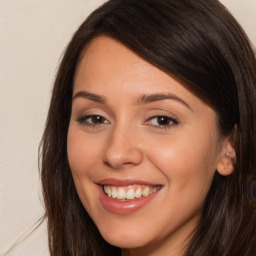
[[72, 91, 192, 112], [136, 93, 193, 111], [72, 91, 107, 104]]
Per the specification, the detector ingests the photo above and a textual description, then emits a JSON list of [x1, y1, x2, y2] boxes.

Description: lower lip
[[98, 186, 160, 215]]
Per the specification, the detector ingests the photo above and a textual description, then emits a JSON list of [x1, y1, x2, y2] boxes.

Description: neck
[[122, 237, 188, 256]]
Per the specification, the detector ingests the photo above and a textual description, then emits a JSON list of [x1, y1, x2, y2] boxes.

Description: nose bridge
[[103, 120, 143, 169]]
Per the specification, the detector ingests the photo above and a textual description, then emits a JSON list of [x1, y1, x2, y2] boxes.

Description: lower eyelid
[[146, 116, 179, 130]]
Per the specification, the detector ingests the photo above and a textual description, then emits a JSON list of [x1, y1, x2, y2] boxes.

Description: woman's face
[[67, 36, 225, 255]]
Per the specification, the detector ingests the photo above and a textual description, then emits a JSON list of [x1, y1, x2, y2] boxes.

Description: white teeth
[[142, 187, 150, 197], [117, 188, 126, 200], [103, 185, 160, 200], [111, 186, 117, 199], [135, 188, 142, 198], [107, 186, 112, 197], [126, 189, 136, 200]]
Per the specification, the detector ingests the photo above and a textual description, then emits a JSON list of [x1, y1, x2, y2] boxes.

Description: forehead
[[75, 36, 159, 87], [73, 36, 213, 115], [75, 36, 186, 95]]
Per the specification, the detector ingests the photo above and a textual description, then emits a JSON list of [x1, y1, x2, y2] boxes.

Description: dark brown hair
[[40, 0, 256, 255]]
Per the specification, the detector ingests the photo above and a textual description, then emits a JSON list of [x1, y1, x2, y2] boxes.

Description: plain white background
[[0, 1, 255, 255]]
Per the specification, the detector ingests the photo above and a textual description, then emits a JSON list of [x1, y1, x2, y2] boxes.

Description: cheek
[[67, 128, 102, 209], [67, 128, 101, 175], [146, 127, 218, 196]]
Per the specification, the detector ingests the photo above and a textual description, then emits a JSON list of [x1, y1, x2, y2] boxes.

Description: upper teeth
[[103, 185, 160, 200]]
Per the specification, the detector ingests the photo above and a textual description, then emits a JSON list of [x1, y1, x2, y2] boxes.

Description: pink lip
[[96, 179, 161, 215], [97, 178, 159, 186]]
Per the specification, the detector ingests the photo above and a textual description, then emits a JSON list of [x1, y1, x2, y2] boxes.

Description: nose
[[102, 125, 143, 169]]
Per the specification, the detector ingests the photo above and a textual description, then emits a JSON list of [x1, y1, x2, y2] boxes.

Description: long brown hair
[[40, 0, 256, 255]]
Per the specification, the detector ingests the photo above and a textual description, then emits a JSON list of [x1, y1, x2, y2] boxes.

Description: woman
[[40, 0, 256, 255]]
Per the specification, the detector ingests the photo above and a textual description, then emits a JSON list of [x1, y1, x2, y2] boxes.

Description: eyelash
[[77, 115, 109, 127], [146, 116, 179, 130], [77, 115, 179, 130]]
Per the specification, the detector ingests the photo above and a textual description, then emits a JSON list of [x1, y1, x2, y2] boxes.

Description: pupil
[[157, 116, 169, 125], [92, 116, 103, 124]]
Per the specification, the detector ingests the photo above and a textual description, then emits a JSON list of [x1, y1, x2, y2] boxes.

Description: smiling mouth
[[103, 185, 162, 200]]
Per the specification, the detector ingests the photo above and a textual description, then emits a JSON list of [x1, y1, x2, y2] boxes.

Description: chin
[[98, 225, 151, 249]]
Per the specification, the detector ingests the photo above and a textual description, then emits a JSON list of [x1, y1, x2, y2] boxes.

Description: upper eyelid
[[77, 115, 178, 131], [146, 116, 179, 124], [77, 113, 178, 120], [72, 105, 113, 120], [147, 115, 178, 120], [145, 113, 179, 122], [77, 114, 110, 122], [74, 107, 180, 125]]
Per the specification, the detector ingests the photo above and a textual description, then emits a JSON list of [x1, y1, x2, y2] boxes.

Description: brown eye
[[156, 116, 172, 125], [90, 115, 106, 124], [147, 116, 179, 130], [77, 115, 109, 126]]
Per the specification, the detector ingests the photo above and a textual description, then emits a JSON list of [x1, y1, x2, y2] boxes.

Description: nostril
[[103, 158, 132, 169]]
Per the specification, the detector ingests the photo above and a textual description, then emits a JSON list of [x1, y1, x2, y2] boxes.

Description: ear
[[216, 137, 236, 176]]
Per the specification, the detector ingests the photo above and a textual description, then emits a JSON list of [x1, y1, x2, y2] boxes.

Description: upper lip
[[96, 178, 161, 187]]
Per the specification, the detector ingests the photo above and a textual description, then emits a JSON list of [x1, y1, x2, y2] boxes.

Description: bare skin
[[67, 36, 235, 256]]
